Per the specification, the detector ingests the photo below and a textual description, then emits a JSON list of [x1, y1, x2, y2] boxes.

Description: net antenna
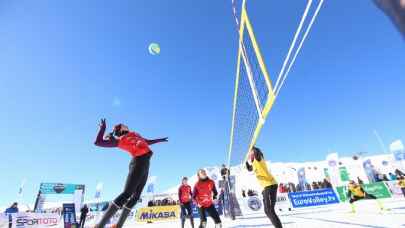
[[228, 0, 324, 167]]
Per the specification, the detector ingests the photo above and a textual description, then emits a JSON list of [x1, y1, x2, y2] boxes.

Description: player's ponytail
[[252, 146, 264, 162]]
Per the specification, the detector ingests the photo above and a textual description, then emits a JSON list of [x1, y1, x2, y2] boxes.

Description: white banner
[[11, 213, 60, 228], [385, 181, 404, 198], [238, 192, 293, 216], [0, 213, 9, 228]]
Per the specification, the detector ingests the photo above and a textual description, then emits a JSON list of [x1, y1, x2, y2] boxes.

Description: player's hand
[[99, 118, 107, 129]]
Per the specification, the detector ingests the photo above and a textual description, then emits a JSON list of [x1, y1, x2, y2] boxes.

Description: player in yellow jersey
[[246, 146, 282, 228], [347, 180, 383, 213]]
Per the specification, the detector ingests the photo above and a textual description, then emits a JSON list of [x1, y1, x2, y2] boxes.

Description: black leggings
[[79, 216, 86, 228], [198, 204, 221, 225], [181, 202, 193, 218], [262, 184, 283, 228], [349, 193, 377, 204], [113, 152, 151, 209]]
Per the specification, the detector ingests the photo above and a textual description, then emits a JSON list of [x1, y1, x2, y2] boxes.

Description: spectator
[[242, 190, 246, 198], [395, 169, 405, 177], [79, 204, 89, 228], [220, 164, 230, 180], [4, 202, 18, 228], [389, 172, 397, 181], [323, 178, 332, 188], [357, 177, 364, 185]]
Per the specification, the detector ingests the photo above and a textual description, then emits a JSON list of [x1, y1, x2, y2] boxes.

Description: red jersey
[[178, 184, 192, 204], [193, 178, 218, 208], [118, 132, 150, 157]]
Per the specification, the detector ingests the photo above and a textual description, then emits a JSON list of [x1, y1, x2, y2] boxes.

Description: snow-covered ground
[[124, 199, 405, 228]]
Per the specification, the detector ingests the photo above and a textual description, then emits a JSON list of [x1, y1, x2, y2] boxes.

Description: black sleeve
[[212, 183, 218, 200], [246, 161, 253, 172]]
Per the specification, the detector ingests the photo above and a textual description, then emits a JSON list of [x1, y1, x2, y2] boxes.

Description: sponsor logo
[[16, 216, 58, 227], [247, 196, 262, 211], [136, 206, 179, 222], [53, 183, 65, 194], [139, 211, 176, 220]]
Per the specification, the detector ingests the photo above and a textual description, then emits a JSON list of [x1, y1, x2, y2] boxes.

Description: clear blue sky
[[0, 0, 404, 207]]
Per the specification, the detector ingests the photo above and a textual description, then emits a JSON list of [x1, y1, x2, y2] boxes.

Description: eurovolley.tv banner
[[288, 188, 340, 208]]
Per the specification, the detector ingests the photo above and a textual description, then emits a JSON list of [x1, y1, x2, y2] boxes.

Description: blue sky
[[0, 0, 404, 207]]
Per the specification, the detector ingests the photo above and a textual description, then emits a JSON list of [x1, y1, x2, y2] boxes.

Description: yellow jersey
[[348, 184, 365, 197], [398, 179, 405, 188], [252, 159, 277, 188]]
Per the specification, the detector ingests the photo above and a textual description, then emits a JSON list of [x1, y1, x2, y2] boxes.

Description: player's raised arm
[[145, 137, 168, 145], [94, 118, 118, 148]]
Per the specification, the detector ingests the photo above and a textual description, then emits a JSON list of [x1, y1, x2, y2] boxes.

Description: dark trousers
[[181, 202, 194, 228], [181, 202, 193, 218], [401, 188, 405, 197], [349, 193, 377, 204], [198, 204, 221, 225], [79, 216, 86, 228], [262, 184, 283, 228], [113, 153, 151, 209]]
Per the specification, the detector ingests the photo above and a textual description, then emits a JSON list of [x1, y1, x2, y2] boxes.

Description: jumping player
[[193, 169, 222, 228], [94, 118, 168, 228], [246, 146, 283, 228], [347, 180, 384, 213], [178, 177, 195, 228]]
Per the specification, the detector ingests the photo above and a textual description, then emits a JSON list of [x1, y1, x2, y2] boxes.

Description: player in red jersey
[[193, 169, 222, 228], [178, 177, 195, 228], [94, 118, 168, 228]]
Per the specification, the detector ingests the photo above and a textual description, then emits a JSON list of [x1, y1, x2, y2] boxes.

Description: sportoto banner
[[135, 205, 179, 223], [288, 188, 340, 208], [336, 182, 392, 202], [10, 213, 60, 228]]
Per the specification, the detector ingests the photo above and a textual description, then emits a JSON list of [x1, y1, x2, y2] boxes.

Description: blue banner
[[40, 183, 84, 195], [62, 203, 77, 228], [288, 188, 340, 208], [190, 203, 223, 218]]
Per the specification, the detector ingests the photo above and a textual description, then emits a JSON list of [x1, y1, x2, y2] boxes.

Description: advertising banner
[[238, 192, 292, 216], [288, 188, 340, 208], [339, 167, 350, 182], [383, 181, 404, 198], [62, 204, 77, 228], [135, 205, 179, 223], [10, 213, 60, 228], [191, 203, 223, 218], [40, 183, 84, 195], [336, 182, 392, 202], [0, 213, 9, 228]]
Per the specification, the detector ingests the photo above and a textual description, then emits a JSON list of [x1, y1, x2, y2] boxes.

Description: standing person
[[220, 165, 230, 180], [347, 180, 384, 213], [193, 169, 222, 228], [4, 202, 18, 228], [398, 176, 405, 197], [79, 204, 89, 228], [178, 177, 194, 228], [246, 146, 283, 228], [94, 119, 168, 228]]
